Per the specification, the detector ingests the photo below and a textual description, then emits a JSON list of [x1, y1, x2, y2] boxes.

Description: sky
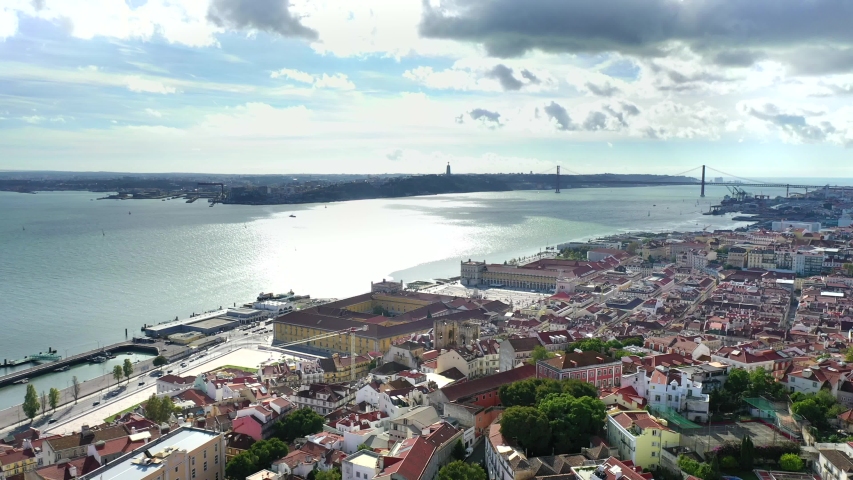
[[1, 0, 853, 177]]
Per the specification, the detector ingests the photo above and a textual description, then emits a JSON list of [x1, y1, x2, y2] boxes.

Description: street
[[0, 326, 278, 438]]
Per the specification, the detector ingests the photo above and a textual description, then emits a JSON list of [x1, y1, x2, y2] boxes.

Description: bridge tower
[[700, 165, 706, 198], [556, 166, 560, 193]]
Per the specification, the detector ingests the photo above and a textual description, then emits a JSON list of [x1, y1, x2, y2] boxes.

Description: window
[[192, 468, 196, 478], [192, 457, 195, 465], [215, 444, 218, 451], [215, 455, 219, 465], [655, 395, 660, 401], [204, 462, 208, 472], [204, 451, 207, 459], [651, 452, 657, 457]]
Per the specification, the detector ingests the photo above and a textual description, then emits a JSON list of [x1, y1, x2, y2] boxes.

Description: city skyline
[[1, 0, 852, 176]]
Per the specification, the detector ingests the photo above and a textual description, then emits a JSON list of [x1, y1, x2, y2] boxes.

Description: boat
[[289, 214, 296, 218], [15, 378, 28, 384], [54, 365, 69, 372], [89, 355, 107, 363]]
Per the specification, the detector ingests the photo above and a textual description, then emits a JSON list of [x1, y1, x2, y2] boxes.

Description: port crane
[[197, 182, 225, 196], [273, 325, 369, 381]]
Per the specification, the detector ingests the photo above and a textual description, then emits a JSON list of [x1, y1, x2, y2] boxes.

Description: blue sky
[[1, 0, 852, 176]]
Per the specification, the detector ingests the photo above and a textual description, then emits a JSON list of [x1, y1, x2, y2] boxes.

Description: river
[[1, 185, 761, 364]]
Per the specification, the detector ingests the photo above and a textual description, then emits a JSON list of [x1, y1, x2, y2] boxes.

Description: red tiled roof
[[440, 365, 535, 402]]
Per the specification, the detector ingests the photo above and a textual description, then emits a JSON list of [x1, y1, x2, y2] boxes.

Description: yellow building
[[273, 291, 458, 355], [319, 353, 375, 382], [81, 427, 225, 480], [0, 449, 36, 478], [606, 410, 680, 470]]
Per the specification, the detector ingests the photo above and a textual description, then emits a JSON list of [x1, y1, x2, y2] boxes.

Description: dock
[[0, 340, 161, 389], [2, 351, 62, 367]]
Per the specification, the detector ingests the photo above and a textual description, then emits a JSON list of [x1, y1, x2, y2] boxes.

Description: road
[[0, 327, 279, 438]]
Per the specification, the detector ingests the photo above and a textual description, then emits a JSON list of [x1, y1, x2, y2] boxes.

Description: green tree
[[529, 345, 555, 364], [500, 406, 551, 456], [561, 379, 599, 399], [779, 453, 804, 472], [40, 391, 48, 416], [740, 435, 754, 470], [153, 355, 168, 367], [622, 337, 644, 347], [225, 451, 259, 480], [452, 439, 467, 460], [626, 242, 641, 255], [438, 461, 487, 480], [720, 456, 739, 469], [538, 393, 606, 453], [23, 384, 40, 420], [112, 365, 124, 387], [791, 398, 825, 427], [357, 443, 371, 451], [568, 338, 605, 353], [71, 376, 81, 404], [274, 408, 325, 443], [499, 380, 538, 407], [248, 438, 289, 468], [123, 358, 134, 384], [144, 395, 162, 422], [49, 387, 60, 412], [725, 368, 750, 398], [315, 469, 342, 480]]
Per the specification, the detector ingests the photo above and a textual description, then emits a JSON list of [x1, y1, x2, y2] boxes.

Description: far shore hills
[[0, 172, 700, 205]]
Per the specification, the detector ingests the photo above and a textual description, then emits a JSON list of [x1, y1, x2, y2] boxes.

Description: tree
[[40, 391, 48, 416], [248, 438, 289, 469], [112, 365, 124, 387], [153, 355, 168, 367], [529, 345, 555, 364], [720, 456, 739, 469], [568, 338, 605, 353], [438, 461, 487, 480], [740, 435, 754, 470], [49, 387, 60, 411], [779, 453, 804, 472], [357, 443, 371, 451], [452, 439, 466, 460], [561, 379, 599, 399], [538, 393, 607, 454], [314, 469, 342, 480], [225, 451, 259, 480], [71, 376, 81, 404], [23, 384, 40, 420], [725, 368, 750, 399], [626, 242, 641, 255], [791, 398, 826, 428], [500, 406, 551, 456], [143, 394, 179, 424], [123, 358, 134, 384], [274, 408, 325, 443], [144, 395, 162, 422]]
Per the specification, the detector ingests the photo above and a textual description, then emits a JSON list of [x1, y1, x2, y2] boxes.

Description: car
[[93, 401, 100, 406], [167, 369, 173, 373], [138, 381, 145, 386], [48, 418, 58, 424], [180, 362, 187, 367]]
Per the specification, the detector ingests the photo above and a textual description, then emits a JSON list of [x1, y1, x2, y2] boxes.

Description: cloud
[[22, 115, 44, 124], [207, 0, 317, 40], [420, 0, 853, 63], [582, 111, 608, 131], [386, 149, 403, 160], [145, 108, 162, 118], [738, 101, 841, 143], [520, 69, 540, 84], [466, 108, 502, 129], [270, 69, 355, 90], [125, 76, 177, 94], [313, 73, 355, 90], [543, 101, 575, 131], [712, 50, 766, 67], [485, 64, 523, 91], [271, 68, 316, 84], [0, 7, 18, 40], [584, 81, 619, 97]]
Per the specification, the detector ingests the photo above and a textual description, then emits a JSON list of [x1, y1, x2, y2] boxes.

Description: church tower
[[446, 162, 451, 175]]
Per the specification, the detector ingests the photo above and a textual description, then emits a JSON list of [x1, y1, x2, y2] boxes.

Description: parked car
[[48, 418, 58, 424], [138, 381, 145, 386], [93, 401, 100, 406]]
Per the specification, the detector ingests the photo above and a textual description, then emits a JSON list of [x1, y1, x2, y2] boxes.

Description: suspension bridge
[[541, 165, 846, 197]]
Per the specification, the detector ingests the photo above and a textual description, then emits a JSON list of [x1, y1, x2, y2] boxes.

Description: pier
[[0, 340, 163, 388]]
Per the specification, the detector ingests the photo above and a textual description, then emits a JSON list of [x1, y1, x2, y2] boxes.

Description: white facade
[[342, 450, 383, 480]]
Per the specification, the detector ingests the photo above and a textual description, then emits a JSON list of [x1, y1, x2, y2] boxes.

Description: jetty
[[2, 350, 62, 367], [0, 340, 164, 388]]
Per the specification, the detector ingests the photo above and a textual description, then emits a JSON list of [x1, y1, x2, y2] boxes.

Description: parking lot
[[422, 283, 550, 309]]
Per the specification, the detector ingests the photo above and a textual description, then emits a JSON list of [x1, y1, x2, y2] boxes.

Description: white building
[[342, 450, 383, 480], [772, 221, 822, 233], [816, 443, 853, 480], [622, 367, 711, 423]]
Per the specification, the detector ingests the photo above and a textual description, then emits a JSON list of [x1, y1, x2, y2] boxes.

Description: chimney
[[68, 465, 78, 477]]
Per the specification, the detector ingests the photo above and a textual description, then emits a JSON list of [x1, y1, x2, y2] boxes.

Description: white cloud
[[270, 68, 316, 84], [144, 108, 162, 118], [313, 73, 355, 90], [125, 76, 177, 94], [0, 7, 19, 40], [22, 115, 44, 124], [271, 69, 355, 90], [8, 0, 219, 47]]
